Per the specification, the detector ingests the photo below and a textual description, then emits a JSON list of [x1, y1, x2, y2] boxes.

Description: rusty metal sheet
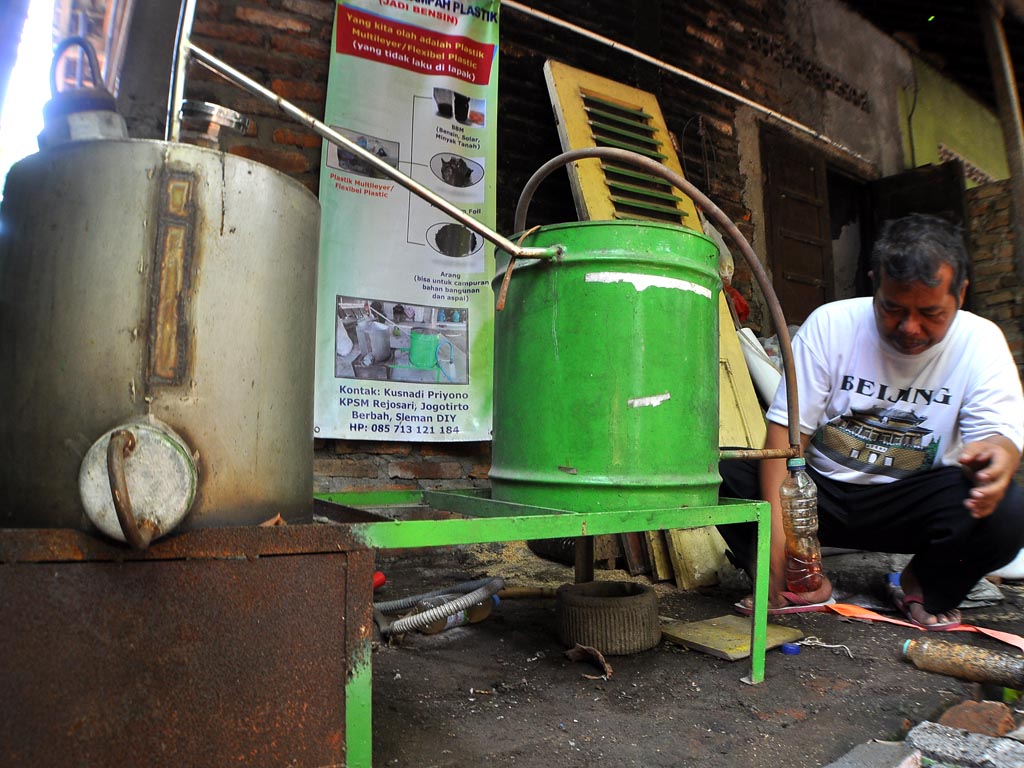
[[0, 500, 384, 564], [0, 542, 374, 767]]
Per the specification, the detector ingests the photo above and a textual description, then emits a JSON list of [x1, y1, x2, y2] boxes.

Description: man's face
[[873, 263, 966, 355]]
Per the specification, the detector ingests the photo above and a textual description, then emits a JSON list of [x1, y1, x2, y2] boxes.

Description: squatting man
[[718, 213, 1024, 630]]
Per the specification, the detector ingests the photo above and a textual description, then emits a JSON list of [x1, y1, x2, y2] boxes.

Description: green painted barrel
[[491, 220, 721, 512]]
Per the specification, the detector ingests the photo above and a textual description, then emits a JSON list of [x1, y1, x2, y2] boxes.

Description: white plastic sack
[[737, 327, 782, 405]]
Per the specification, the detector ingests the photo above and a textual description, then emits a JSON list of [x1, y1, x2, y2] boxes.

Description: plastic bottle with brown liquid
[[780, 457, 823, 594], [902, 638, 1024, 688], [416, 595, 498, 635]]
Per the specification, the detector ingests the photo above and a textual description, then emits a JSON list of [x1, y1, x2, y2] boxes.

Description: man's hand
[[959, 436, 1021, 518]]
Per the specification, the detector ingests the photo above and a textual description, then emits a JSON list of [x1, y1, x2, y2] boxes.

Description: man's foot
[[734, 576, 834, 616], [893, 570, 962, 630]]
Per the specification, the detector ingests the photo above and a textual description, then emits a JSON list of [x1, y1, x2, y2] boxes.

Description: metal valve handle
[[106, 429, 159, 550], [49, 36, 105, 96]]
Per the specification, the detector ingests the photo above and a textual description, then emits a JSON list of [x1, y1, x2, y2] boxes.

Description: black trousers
[[717, 460, 1024, 613]]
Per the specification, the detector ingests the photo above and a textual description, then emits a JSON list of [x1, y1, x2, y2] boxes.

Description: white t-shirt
[[765, 297, 1024, 484]]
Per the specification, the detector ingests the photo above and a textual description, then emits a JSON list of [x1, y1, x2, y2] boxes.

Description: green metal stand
[[321, 489, 771, 768]]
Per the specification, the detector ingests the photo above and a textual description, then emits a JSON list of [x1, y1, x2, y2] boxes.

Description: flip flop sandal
[[734, 591, 836, 616], [892, 588, 962, 631]]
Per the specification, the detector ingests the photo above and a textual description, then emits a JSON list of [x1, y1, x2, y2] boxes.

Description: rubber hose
[[383, 577, 505, 636], [513, 147, 801, 454]]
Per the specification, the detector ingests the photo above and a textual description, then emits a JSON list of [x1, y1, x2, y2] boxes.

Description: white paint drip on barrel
[[628, 392, 671, 408], [584, 271, 713, 299]]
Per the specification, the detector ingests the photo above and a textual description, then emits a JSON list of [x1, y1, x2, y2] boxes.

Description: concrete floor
[[368, 542, 1024, 767]]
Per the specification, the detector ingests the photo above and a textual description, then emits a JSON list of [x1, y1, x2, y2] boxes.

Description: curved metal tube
[[106, 430, 157, 550], [513, 147, 801, 455], [378, 578, 504, 636], [49, 36, 104, 95], [374, 577, 499, 613], [176, 42, 557, 262], [166, 31, 799, 453], [165, 8, 558, 258]]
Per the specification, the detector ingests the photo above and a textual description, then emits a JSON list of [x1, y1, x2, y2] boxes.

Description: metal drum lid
[[79, 416, 197, 544]]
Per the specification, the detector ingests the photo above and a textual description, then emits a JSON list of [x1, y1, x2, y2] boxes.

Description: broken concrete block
[[906, 721, 1024, 767], [821, 740, 920, 768]]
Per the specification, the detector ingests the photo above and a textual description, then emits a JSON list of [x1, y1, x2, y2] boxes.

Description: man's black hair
[[870, 213, 968, 297]]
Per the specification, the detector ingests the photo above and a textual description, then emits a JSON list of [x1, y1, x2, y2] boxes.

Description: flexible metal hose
[[375, 577, 505, 636], [374, 577, 500, 613]]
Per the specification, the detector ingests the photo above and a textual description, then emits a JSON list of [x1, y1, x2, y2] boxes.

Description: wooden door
[[867, 161, 971, 307], [762, 128, 834, 324]]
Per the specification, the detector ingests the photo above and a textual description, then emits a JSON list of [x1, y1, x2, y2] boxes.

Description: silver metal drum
[[0, 139, 320, 531]]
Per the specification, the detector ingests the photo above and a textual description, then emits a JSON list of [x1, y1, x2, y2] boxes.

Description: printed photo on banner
[[313, 0, 499, 441], [335, 295, 469, 385]]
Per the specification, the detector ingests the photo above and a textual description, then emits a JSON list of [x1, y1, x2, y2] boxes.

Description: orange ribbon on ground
[[826, 602, 1024, 653]]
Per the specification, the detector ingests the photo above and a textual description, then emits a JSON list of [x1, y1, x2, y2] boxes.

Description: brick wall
[[181, 0, 800, 496], [186, 0, 336, 194], [966, 180, 1024, 486], [494, 0, 789, 288], [966, 179, 1023, 379]]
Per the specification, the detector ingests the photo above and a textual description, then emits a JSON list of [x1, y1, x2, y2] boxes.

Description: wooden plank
[[665, 527, 728, 591], [718, 294, 768, 449], [644, 530, 674, 582], [660, 614, 803, 661], [659, 295, 769, 591], [619, 532, 650, 575], [589, 536, 618, 573], [593, 534, 621, 569]]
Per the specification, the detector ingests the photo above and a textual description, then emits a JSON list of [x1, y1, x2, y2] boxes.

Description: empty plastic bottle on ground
[[903, 638, 1024, 688], [780, 457, 823, 593]]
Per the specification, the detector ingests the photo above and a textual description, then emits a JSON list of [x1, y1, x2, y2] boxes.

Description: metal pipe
[[720, 448, 798, 462], [165, 0, 197, 142], [501, 0, 871, 167], [171, 38, 559, 261], [514, 147, 802, 453], [101, 0, 122, 85], [168, 6, 802, 452]]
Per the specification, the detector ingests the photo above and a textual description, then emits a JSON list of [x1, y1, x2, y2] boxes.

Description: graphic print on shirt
[[811, 406, 940, 478]]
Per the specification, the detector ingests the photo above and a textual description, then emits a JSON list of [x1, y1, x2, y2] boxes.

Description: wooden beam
[[644, 530, 674, 582], [979, 0, 1024, 305]]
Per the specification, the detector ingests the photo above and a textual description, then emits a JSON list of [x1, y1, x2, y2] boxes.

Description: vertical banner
[[314, 0, 500, 441]]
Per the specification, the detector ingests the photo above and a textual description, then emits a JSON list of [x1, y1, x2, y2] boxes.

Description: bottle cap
[[786, 457, 807, 470], [781, 643, 801, 655]]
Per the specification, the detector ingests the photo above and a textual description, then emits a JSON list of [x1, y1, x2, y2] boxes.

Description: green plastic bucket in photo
[[409, 327, 441, 369], [490, 220, 722, 512]]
